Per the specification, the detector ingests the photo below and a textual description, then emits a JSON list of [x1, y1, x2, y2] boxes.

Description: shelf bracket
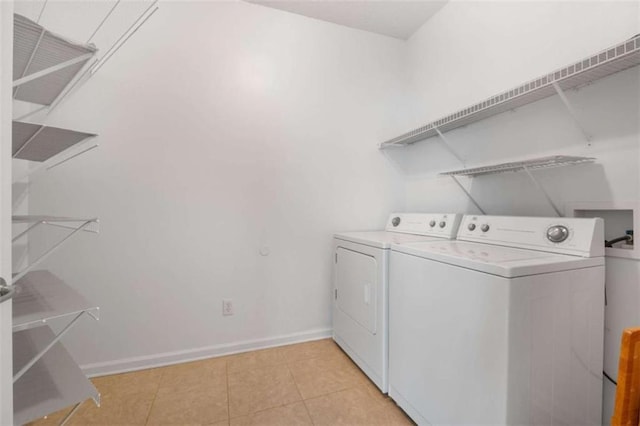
[[47, 58, 98, 115], [522, 165, 563, 217], [434, 126, 465, 166], [12, 219, 98, 283], [13, 311, 86, 383], [450, 176, 486, 215], [12, 53, 95, 88], [552, 82, 592, 144], [14, 142, 99, 183]]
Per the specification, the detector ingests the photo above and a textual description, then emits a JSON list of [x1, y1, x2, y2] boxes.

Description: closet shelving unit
[[380, 34, 639, 217], [11, 12, 101, 426], [379, 34, 640, 149], [439, 156, 595, 216], [12, 271, 100, 426], [12, 14, 97, 108], [12, 121, 96, 163]]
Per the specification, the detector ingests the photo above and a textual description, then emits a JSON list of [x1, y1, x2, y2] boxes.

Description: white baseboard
[[81, 327, 333, 377]]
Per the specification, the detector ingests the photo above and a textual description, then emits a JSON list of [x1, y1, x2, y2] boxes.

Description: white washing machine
[[389, 215, 605, 425], [333, 213, 463, 393]]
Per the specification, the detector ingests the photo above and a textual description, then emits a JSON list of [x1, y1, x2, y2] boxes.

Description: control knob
[[547, 225, 569, 243], [439, 221, 446, 228], [468, 223, 476, 231], [392, 217, 401, 227], [481, 224, 490, 232], [429, 220, 436, 228]]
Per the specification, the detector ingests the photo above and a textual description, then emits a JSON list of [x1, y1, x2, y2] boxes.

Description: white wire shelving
[[380, 34, 640, 149], [13, 14, 97, 107], [12, 216, 99, 284], [12, 120, 97, 162], [441, 155, 596, 216], [13, 326, 100, 426], [13, 270, 99, 333], [9, 3, 160, 424], [440, 155, 595, 177]]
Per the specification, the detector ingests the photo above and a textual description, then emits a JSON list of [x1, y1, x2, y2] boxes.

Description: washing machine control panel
[[385, 213, 463, 238], [457, 215, 604, 257]]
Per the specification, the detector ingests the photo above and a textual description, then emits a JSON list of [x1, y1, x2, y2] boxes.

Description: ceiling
[[246, 0, 448, 40]]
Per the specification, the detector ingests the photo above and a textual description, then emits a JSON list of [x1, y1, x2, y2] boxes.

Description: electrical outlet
[[222, 299, 233, 316]]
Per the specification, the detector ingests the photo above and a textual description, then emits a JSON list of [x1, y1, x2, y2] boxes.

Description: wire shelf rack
[[13, 270, 99, 333], [380, 34, 640, 148], [12, 120, 96, 162], [13, 14, 97, 106], [13, 327, 100, 426], [440, 155, 596, 178]]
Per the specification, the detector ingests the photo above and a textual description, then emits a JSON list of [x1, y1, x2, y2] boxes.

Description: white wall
[[392, 1, 640, 423], [26, 1, 408, 373]]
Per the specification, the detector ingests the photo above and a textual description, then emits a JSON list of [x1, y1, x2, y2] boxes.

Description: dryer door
[[336, 247, 377, 334]]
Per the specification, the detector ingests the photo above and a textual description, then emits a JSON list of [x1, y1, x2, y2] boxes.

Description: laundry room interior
[[0, 0, 639, 425]]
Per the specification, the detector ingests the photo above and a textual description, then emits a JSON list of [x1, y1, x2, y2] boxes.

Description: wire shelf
[[13, 270, 99, 333], [12, 216, 99, 284], [440, 155, 595, 178], [380, 34, 640, 148], [13, 326, 100, 426], [13, 14, 97, 106], [13, 120, 96, 162]]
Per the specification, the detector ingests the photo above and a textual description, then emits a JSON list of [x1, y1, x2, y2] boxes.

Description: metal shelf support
[[552, 82, 592, 144], [13, 311, 85, 383], [522, 166, 563, 217], [12, 53, 95, 88], [434, 126, 465, 166], [12, 218, 99, 283], [13, 27, 45, 98], [450, 176, 486, 215]]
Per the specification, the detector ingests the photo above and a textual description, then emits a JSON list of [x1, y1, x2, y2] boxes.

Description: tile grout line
[[285, 360, 315, 425], [225, 359, 231, 425], [143, 369, 164, 425]]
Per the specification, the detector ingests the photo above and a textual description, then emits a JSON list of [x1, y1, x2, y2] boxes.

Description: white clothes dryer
[[333, 213, 463, 393], [389, 215, 605, 425]]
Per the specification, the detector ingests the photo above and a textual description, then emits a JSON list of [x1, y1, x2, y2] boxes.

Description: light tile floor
[[29, 339, 414, 426]]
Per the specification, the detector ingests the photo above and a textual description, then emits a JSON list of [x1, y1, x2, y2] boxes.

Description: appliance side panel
[[507, 266, 605, 425], [389, 251, 510, 425]]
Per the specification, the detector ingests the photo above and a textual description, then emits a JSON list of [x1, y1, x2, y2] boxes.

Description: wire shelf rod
[[87, 0, 121, 43], [12, 53, 95, 88], [13, 27, 46, 98], [13, 311, 85, 383], [450, 176, 486, 214], [551, 81, 592, 144], [12, 219, 97, 284], [90, 3, 159, 76], [522, 165, 563, 217]]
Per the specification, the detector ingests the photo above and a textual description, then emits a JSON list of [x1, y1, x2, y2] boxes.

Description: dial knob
[[439, 221, 446, 228], [392, 217, 401, 227], [468, 223, 476, 231], [429, 220, 436, 228], [547, 225, 569, 243], [481, 224, 490, 232]]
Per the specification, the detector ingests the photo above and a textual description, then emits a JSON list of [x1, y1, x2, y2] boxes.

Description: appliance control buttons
[[468, 223, 476, 231], [439, 221, 446, 228], [392, 217, 401, 227], [481, 224, 490, 232], [429, 220, 436, 227], [547, 225, 569, 243]]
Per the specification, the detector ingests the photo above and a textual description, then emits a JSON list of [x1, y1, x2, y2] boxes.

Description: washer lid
[[334, 231, 447, 249], [392, 240, 604, 278]]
